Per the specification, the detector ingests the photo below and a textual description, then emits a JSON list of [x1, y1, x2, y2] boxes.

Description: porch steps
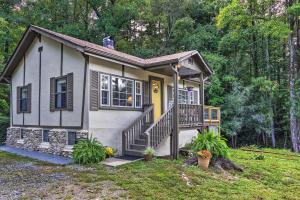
[[134, 138, 146, 145], [125, 149, 145, 157], [130, 144, 146, 150]]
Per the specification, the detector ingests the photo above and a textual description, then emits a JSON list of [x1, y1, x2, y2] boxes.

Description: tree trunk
[[288, 33, 300, 152]]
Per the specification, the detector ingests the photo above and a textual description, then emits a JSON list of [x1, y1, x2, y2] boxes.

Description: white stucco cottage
[[0, 25, 214, 158]]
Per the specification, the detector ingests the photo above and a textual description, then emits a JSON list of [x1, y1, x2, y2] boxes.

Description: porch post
[[200, 73, 205, 129], [171, 65, 179, 159]]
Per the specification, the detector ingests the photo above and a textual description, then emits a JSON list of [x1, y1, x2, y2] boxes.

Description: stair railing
[[144, 105, 174, 148], [122, 104, 154, 154]]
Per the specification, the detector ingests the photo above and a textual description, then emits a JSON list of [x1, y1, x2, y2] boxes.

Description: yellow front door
[[151, 79, 162, 122]]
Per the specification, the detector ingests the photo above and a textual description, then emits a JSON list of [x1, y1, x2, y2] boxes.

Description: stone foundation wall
[[6, 127, 88, 157]]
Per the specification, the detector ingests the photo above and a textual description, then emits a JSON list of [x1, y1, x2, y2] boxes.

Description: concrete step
[[125, 149, 144, 157], [135, 138, 146, 145], [130, 144, 146, 151]]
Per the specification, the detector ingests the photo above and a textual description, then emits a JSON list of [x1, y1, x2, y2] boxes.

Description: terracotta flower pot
[[198, 157, 210, 169], [144, 154, 153, 161]]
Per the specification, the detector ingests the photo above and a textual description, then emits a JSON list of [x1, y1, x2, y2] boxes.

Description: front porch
[[122, 53, 216, 158]]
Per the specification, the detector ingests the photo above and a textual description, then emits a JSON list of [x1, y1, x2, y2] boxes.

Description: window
[[135, 81, 142, 108], [100, 74, 110, 106], [112, 77, 134, 107], [43, 130, 49, 143], [169, 87, 199, 106], [188, 58, 194, 65], [55, 77, 67, 109], [179, 90, 188, 104], [20, 87, 28, 112], [17, 84, 31, 113], [20, 129, 25, 139], [204, 108, 209, 119], [67, 132, 76, 145], [211, 109, 218, 120]]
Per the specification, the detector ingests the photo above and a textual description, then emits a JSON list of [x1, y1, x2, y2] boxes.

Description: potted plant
[[197, 150, 212, 169], [144, 147, 155, 161]]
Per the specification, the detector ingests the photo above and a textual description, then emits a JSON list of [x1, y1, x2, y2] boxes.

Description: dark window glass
[[204, 109, 209, 120], [68, 132, 76, 145], [55, 78, 67, 109], [20, 129, 25, 139], [211, 109, 218, 120], [20, 87, 28, 112], [43, 130, 49, 143]]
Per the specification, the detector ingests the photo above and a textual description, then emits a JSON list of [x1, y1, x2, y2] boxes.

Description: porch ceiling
[[145, 65, 201, 81]]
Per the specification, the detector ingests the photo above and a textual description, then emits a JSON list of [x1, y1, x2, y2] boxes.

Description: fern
[[191, 130, 230, 159], [72, 136, 106, 165]]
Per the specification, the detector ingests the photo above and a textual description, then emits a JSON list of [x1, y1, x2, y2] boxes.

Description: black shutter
[[167, 85, 174, 108], [67, 73, 73, 111], [27, 84, 31, 113], [90, 70, 99, 111], [50, 77, 56, 112], [17, 87, 21, 114], [143, 81, 149, 105]]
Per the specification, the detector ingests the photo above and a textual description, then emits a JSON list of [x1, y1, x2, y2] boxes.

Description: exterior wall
[[6, 127, 88, 157], [156, 129, 198, 156], [88, 57, 201, 154], [10, 35, 87, 129]]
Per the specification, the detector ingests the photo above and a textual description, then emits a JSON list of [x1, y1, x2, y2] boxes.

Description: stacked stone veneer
[[6, 127, 88, 157]]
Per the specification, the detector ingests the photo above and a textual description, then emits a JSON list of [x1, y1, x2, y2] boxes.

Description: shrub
[[144, 147, 155, 155], [0, 115, 9, 145], [72, 137, 106, 165], [192, 130, 230, 159]]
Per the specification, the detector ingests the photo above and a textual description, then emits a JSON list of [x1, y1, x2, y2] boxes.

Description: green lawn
[[1, 149, 300, 200]]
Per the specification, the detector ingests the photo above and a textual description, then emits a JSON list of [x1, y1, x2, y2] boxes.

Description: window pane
[[136, 95, 141, 108], [112, 77, 134, 107], [204, 109, 209, 119], [21, 129, 25, 139], [68, 132, 76, 145], [101, 75, 109, 90], [55, 78, 67, 109], [43, 130, 49, 143], [20, 99, 27, 112], [211, 109, 218, 120], [101, 91, 109, 105]]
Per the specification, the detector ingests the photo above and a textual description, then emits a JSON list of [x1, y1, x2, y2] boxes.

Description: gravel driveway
[[0, 152, 127, 200]]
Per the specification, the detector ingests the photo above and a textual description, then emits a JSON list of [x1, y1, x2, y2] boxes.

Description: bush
[[0, 115, 9, 145], [192, 130, 230, 159], [72, 137, 106, 165]]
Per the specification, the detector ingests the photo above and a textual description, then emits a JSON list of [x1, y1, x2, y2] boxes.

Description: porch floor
[[102, 156, 143, 167], [0, 145, 73, 165]]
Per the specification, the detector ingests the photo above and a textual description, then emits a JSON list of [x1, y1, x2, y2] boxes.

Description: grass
[[1, 149, 300, 200]]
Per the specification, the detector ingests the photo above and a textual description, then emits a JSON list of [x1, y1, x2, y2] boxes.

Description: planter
[[198, 157, 210, 169], [144, 154, 153, 161]]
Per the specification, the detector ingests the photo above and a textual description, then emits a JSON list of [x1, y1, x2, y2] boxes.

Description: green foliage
[[144, 147, 155, 155], [288, 3, 300, 16], [0, 115, 9, 144], [72, 137, 106, 165], [191, 130, 230, 158], [254, 154, 265, 160]]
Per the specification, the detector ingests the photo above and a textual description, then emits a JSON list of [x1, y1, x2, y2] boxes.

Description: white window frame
[[135, 81, 143, 108], [100, 74, 110, 106], [111, 76, 134, 108]]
